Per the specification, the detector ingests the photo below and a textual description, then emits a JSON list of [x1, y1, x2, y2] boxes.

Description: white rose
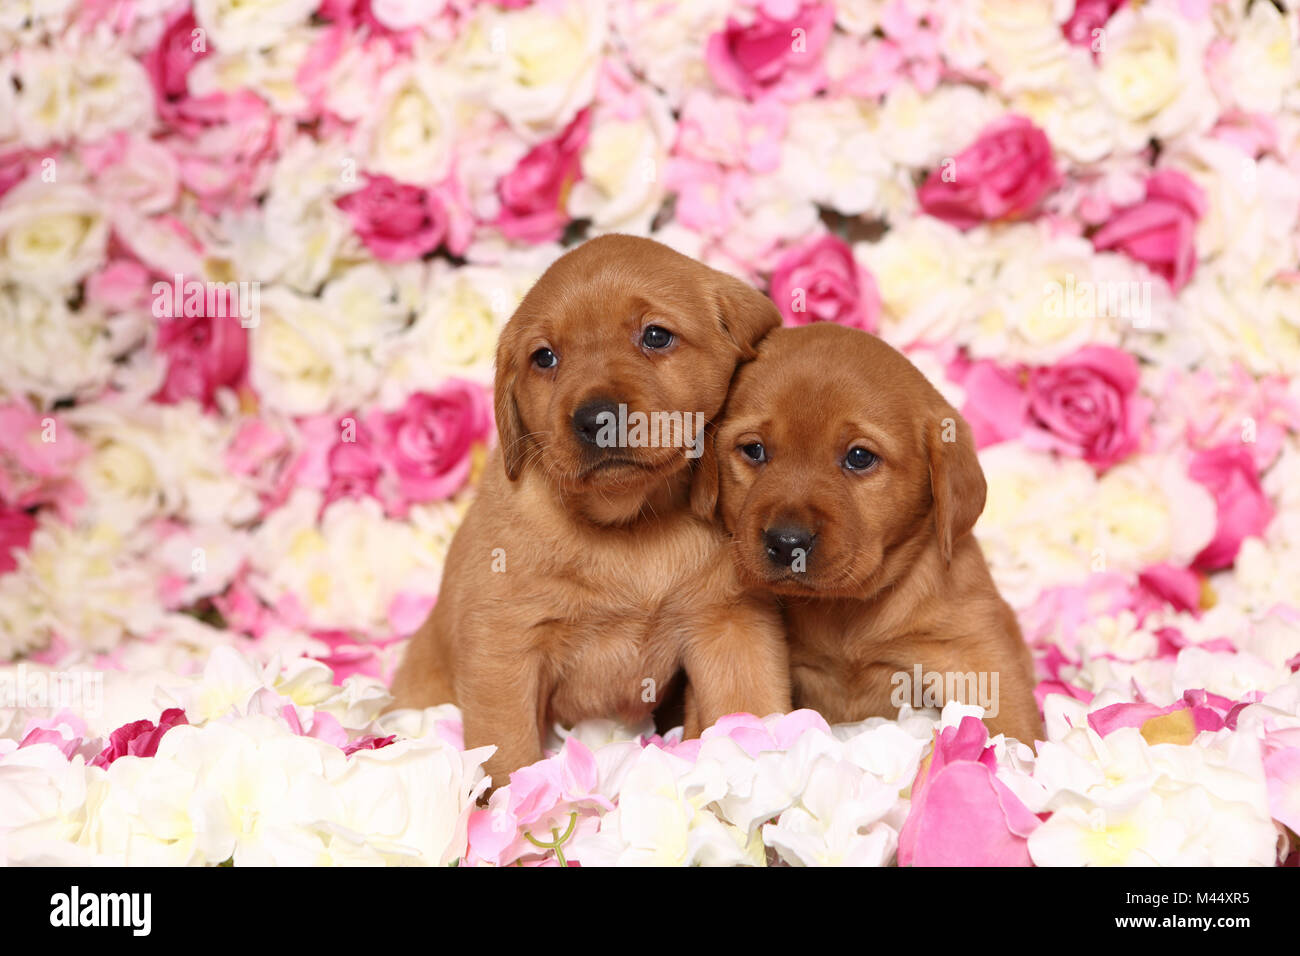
[[1093, 455, 1217, 571], [370, 0, 447, 31], [940, 0, 1074, 80], [249, 288, 376, 416], [320, 263, 421, 355], [876, 83, 1004, 170], [97, 137, 180, 219], [1162, 138, 1300, 280], [567, 86, 675, 234], [73, 42, 154, 143], [779, 98, 892, 218], [456, 0, 605, 136], [1182, 264, 1300, 377], [356, 55, 456, 185], [330, 737, 491, 865], [22, 519, 166, 652], [0, 284, 116, 405], [609, 0, 730, 107], [723, 173, 821, 270], [1010, 48, 1122, 164], [971, 227, 1131, 364], [187, 25, 314, 116], [0, 745, 91, 865], [858, 216, 978, 351], [379, 260, 536, 398], [154, 717, 347, 866], [84, 755, 204, 866], [1217, 0, 1299, 115], [0, 180, 108, 286], [10, 47, 80, 146], [248, 490, 444, 634], [193, 0, 318, 55], [1097, 5, 1217, 151], [0, 0, 77, 43]]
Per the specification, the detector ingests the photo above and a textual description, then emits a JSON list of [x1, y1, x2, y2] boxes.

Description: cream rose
[[1097, 6, 1217, 151], [356, 56, 456, 185], [193, 0, 318, 55], [0, 180, 108, 286], [249, 288, 376, 416], [567, 87, 675, 234], [456, 0, 606, 136]]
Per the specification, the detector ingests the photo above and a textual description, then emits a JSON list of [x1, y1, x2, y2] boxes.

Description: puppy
[[700, 323, 1043, 744], [390, 235, 792, 783]]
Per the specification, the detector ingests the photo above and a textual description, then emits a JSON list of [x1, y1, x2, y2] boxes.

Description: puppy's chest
[[549, 521, 720, 615], [538, 523, 716, 726], [786, 605, 902, 685], [545, 618, 680, 727]]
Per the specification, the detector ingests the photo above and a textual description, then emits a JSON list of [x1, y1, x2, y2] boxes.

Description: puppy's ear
[[927, 409, 986, 566], [712, 272, 782, 360], [493, 331, 527, 481], [689, 422, 720, 520]]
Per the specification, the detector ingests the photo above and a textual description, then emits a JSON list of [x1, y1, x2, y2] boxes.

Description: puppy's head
[[707, 324, 986, 597], [494, 234, 780, 498]]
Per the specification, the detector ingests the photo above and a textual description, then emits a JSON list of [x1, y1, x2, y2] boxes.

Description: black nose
[[572, 399, 619, 447], [763, 527, 815, 568]]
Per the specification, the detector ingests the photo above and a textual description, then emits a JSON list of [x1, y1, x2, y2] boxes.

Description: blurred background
[[0, 0, 1297, 710]]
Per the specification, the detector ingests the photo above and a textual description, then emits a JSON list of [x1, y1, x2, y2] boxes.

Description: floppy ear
[[689, 422, 720, 520], [927, 409, 987, 566], [711, 272, 783, 360], [493, 331, 528, 481]]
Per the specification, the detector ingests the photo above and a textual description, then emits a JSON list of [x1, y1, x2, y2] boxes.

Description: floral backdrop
[[1, 0, 1299, 866]]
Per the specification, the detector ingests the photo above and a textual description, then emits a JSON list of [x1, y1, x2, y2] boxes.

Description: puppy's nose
[[572, 399, 619, 447], [763, 526, 815, 568]]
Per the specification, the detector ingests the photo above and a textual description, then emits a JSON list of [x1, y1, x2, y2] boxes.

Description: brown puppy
[[390, 235, 792, 784], [700, 323, 1043, 744]]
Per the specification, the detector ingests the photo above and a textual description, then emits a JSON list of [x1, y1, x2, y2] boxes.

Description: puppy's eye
[[641, 326, 674, 350], [844, 447, 879, 471], [531, 348, 557, 369], [740, 442, 766, 464]]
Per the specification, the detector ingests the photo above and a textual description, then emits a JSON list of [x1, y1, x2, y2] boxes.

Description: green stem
[[522, 811, 578, 866]]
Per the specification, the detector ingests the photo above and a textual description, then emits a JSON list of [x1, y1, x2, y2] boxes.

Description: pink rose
[[664, 159, 746, 235], [0, 503, 37, 575], [1136, 562, 1202, 615], [0, 151, 31, 200], [369, 381, 492, 513], [1088, 689, 1235, 738], [898, 716, 1041, 866], [1062, 0, 1126, 52], [1263, 735, 1300, 835], [1091, 169, 1205, 292], [142, 9, 213, 129], [706, 2, 835, 101], [700, 710, 831, 757], [918, 115, 1059, 230], [1024, 345, 1146, 470], [467, 737, 611, 866], [343, 734, 397, 756], [0, 403, 87, 516], [1188, 443, 1274, 571], [337, 174, 448, 262], [956, 357, 1031, 448], [90, 708, 190, 769], [86, 259, 152, 313], [767, 235, 881, 331], [323, 419, 384, 508], [497, 109, 590, 243], [155, 315, 250, 409]]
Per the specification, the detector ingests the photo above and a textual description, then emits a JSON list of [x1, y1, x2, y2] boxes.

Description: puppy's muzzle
[[763, 526, 815, 568]]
